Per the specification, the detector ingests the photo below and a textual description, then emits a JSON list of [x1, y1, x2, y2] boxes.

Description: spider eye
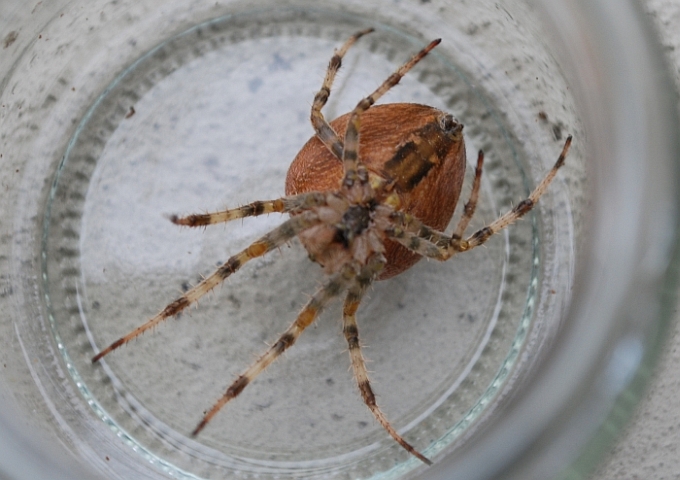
[[439, 114, 462, 134]]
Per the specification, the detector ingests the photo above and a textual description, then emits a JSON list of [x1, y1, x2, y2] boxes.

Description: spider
[[92, 29, 572, 466]]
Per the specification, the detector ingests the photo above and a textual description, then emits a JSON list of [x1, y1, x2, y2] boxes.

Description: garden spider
[[92, 29, 571, 465]]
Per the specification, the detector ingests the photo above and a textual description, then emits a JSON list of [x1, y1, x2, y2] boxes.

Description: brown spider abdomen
[[286, 103, 466, 280]]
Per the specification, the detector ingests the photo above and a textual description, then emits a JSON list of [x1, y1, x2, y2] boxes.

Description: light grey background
[[592, 2, 680, 479]]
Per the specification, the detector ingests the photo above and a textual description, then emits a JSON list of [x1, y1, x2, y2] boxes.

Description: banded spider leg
[[386, 136, 572, 259], [91, 194, 329, 362]]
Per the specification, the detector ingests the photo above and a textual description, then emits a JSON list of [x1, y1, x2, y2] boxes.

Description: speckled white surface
[[591, 2, 680, 479]]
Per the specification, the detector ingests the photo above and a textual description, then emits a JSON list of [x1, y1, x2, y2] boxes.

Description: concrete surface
[[591, 2, 680, 479]]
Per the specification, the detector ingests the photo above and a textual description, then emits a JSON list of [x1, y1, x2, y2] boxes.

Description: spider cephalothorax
[[92, 29, 571, 465], [287, 104, 467, 280], [288, 105, 466, 280]]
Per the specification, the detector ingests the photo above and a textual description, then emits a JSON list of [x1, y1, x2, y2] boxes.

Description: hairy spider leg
[[452, 150, 484, 239], [341, 38, 441, 183], [311, 28, 375, 160], [342, 256, 433, 465], [192, 263, 357, 436], [170, 192, 329, 227], [91, 211, 322, 363], [385, 136, 572, 258], [383, 223, 448, 260], [463, 135, 571, 251], [388, 149, 484, 248]]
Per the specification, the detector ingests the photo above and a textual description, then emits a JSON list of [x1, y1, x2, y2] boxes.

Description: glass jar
[[1, 1, 677, 479]]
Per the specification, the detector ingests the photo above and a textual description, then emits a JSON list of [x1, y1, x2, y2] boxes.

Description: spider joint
[[449, 236, 469, 252]]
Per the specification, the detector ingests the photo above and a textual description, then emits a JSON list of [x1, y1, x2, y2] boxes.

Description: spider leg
[[452, 150, 484, 239], [191, 263, 356, 436], [91, 211, 322, 363], [311, 28, 374, 160], [463, 135, 571, 251], [342, 259, 432, 465], [387, 210, 450, 250], [385, 151, 483, 250], [342, 39, 441, 180], [384, 221, 448, 260], [385, 136, 571, 258], [170, 192, 329, 227]]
